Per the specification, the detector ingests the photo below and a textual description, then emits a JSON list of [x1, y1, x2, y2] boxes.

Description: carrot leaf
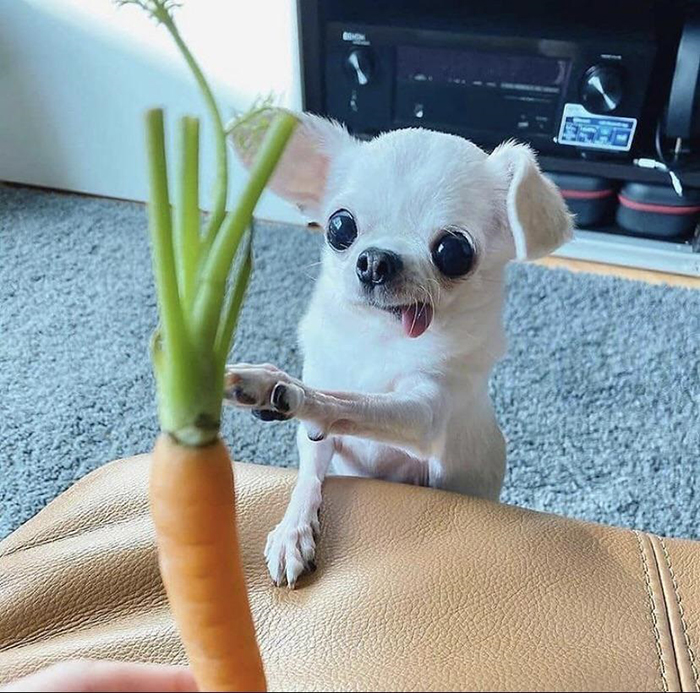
[[174, 115, 200, 312], [122, 2, 297, 445], [191, 110, 298, 352], [214, 228, 253, 371]]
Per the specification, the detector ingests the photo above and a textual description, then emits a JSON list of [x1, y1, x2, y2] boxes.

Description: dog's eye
[[327, 209, 357, 251], [432, 231, 476, 278]]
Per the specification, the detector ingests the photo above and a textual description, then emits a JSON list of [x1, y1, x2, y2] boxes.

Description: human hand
[[1, 660, 197, 692]]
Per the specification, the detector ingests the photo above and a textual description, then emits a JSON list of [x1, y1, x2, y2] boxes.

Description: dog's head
[[233, 112, 572, 339]]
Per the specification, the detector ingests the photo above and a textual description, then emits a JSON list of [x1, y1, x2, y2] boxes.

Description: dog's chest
[[298, 302, 444, 486], [301, 321, 426, 393]]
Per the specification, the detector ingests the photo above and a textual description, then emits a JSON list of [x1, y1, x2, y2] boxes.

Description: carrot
[[151, 434, 265, 692], [115, 2, 298, 690]]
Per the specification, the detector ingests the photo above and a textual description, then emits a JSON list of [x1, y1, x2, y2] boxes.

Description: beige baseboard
[[536, 256, 700, 289]]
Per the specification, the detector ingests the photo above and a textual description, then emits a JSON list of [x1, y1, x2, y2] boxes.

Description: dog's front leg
[[224, 363, 441, 586], [224, 364, 441, 458], [264, 426, 332, 587]]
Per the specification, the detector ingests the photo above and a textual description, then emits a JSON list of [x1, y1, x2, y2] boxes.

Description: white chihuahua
[[224, 113, 573, 587]]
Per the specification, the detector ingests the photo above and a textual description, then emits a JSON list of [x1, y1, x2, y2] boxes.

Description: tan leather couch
[[0, 455, 698, 691]]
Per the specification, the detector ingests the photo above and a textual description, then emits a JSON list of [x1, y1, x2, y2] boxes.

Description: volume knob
[[345, 47, 374, 87], [580, 65, 624, 114]]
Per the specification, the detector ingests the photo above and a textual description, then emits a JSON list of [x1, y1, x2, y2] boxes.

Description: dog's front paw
[[223, 363, 305, 421], [265, 516, 319, 588]]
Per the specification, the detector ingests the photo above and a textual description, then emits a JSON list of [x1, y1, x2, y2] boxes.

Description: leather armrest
[[0, 455, 698, 692]]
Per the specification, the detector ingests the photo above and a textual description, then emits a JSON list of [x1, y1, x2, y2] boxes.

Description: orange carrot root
[[150, 433, 266, 692]]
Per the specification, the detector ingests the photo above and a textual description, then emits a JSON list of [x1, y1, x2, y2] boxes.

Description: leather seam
[[659, 537, 700, 692], [635, 530, 670, 692], [650, 536, 687, 691]]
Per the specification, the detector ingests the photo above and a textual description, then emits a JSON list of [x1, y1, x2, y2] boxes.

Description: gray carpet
[[1, 183, 698, 540]]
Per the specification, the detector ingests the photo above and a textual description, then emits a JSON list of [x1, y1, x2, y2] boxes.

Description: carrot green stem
[[158, 12, 228, 252], [214, 228, 253, 370], [145, 109, 186, 364], [146, 109, 218, 447], [192, 110, 297, 350], [175, 116, 200, 311]]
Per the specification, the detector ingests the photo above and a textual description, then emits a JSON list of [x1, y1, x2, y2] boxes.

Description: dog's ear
[[229, 109, 355, 218], [486, 140, 573, 261]]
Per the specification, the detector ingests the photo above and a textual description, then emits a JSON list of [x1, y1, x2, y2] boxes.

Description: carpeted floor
[[1, 183, 698, 540]]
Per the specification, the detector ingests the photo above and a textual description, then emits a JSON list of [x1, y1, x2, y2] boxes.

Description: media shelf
[[555, 229, 700, 277], [539, 158, 700, 276], [540, 156, 700, 189]]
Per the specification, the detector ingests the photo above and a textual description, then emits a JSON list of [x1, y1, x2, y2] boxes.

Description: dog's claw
[[271, 382, 291, 413], [268, 562, 285, 588], [252, 409, 291, 422], [305, 422, 326, 442], [311, 511, 321, 538]]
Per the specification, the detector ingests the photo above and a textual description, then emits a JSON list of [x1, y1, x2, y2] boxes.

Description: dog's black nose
[[356, 248, 403, 286]]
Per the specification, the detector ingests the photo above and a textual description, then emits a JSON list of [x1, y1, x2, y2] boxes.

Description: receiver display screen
[[397, 45, 570, 93]]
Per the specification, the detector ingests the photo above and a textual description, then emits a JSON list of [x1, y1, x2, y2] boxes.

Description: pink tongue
[[401, 303, 433, 338]]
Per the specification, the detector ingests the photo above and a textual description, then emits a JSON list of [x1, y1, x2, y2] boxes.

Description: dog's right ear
[[229, 109, 355, 218]]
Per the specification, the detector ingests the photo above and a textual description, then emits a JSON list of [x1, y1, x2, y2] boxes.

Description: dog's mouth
[[373, 301, 434, 339]]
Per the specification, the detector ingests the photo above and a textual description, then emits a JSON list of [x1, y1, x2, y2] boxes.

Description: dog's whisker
[[425, 276, 442, 303], [416, 280, 435, 308]]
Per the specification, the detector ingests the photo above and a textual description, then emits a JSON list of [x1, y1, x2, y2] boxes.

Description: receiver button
[[580, 65, 624, 114], [345, 48, 374, 87]]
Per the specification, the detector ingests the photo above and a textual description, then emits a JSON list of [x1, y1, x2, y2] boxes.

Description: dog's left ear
[[486, 141, 573, 261]]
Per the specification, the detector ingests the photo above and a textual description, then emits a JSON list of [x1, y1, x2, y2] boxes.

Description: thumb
[[2, 660, 198, 692]]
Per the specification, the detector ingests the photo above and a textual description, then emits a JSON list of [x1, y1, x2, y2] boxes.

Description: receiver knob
[[580, 65, 624, 113], [345, 47, 374, 86]]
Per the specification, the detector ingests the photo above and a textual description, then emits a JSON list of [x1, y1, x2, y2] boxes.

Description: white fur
[[224, 113, 573, 587]]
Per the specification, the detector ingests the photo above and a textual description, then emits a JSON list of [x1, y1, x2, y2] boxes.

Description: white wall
[[0, 0, 304, 223]]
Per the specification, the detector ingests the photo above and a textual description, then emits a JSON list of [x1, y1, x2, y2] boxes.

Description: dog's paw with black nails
[[223, 363, 306, 422]]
